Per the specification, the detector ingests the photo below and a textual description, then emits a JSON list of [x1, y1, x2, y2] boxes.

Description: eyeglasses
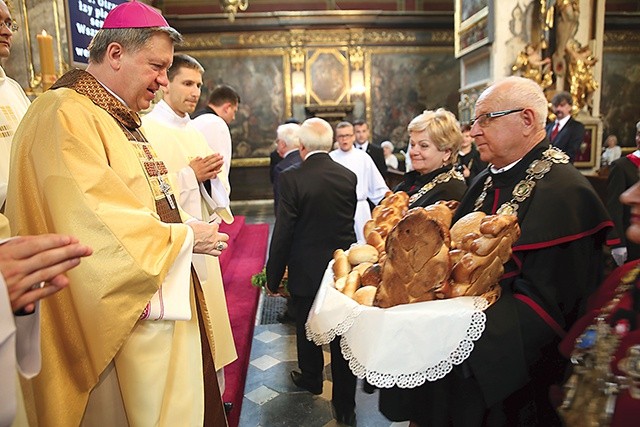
[[336, 134, 354, 139], [470, 109, 524, 128], [2, 20, 18, 32]]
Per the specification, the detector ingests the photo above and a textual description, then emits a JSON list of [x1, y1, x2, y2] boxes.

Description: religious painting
[[185, 50, 291, 163], [306, 48, 350, 105], [574, 124, 597, 169], [369, 48, 460, 152], [600, 50, 640, 149], [455, 0, 492, 58]]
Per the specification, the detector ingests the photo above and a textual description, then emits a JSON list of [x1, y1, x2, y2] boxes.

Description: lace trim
[[305, 304, 363, 345], [340, 296, 488, 388]]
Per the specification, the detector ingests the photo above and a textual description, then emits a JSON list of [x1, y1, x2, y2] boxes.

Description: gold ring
[[214, 241, 225, 251]]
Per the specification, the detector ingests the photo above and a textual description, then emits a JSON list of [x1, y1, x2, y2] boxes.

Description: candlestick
[[36, 30, 56, 90]]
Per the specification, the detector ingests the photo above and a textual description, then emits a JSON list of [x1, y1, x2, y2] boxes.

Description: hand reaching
[[0, 234, 93, 314]]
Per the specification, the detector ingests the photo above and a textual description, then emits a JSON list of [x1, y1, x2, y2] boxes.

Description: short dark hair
[[168, 54, 204, 81], [89, 27, 182, 64], [353, 119, 368, 128], [551, 91, 573, 106], [208, 84, 240, 106]]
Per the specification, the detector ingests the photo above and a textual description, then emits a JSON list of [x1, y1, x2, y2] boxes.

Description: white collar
[[356, 141, 369, 150], [556, 115, 571, 128], [490, 158, 522, 174], [0, 65, 6, 83], [305, 150, 325, 159], [283, 148, 299, 158], [148, 100, 191, 128]]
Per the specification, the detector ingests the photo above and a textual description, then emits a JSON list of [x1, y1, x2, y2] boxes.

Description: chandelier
[[219, 0, 249, 22]]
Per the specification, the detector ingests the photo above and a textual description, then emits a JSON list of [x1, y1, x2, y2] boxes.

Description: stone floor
[[232, 200, 409, 427]]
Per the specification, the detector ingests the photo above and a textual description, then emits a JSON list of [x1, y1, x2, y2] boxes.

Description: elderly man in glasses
[[0, 0, 29, 213], [383, 76, 614, 426]]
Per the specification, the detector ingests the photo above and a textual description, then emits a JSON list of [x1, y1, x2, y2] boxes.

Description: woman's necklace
[[473, 147, 569, 214], [408, 168, 464, 205]]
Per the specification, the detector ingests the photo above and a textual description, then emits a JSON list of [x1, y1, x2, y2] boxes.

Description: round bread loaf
[[347, 244, 379, 265], [352, 286, 377, 306]]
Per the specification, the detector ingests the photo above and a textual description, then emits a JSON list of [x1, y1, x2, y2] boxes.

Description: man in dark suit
[[272, 122, 302, 215], [266, 117, 358, 425], [546, 91, 585, 162], [606, 120, 640, 266], [354, 119, 387, 177]]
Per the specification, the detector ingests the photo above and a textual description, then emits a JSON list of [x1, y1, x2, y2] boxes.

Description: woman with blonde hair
[[392, 108, 467, 208]]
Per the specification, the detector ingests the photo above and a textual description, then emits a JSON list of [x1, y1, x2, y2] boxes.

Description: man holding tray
[[380, 76, 614, 426], [266, 117, 359, 425]]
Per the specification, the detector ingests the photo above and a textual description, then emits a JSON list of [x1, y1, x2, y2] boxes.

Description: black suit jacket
[[365, 142, 387, 177], [607, 156, 640, 260], [267, 153, 357, 297], [272, 150, 302, 215], [546, 117, 585, 162]]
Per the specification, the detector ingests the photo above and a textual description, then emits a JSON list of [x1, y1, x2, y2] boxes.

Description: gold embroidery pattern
[[52, 69, 180, 222]]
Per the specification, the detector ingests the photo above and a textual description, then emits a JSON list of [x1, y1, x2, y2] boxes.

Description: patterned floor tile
[[244, 385, 280, 406], [250, 354, 281, 371], [254, 330, 281, 343]]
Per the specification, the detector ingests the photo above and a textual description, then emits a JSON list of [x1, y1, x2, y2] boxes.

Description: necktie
[[550, 122, 560, 142]]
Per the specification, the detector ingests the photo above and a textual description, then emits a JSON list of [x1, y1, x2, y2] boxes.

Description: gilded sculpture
[[512, 0, 598, 114]]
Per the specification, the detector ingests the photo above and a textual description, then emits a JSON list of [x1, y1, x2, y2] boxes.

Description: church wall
[[600, 23, 640, 149], [172, 14, 459, 200]]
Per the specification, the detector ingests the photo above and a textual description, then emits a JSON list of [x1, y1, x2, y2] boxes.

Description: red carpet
[[219, 217, 269, 427]]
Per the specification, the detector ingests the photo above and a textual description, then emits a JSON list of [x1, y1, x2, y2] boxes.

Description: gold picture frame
[[574, 123, 598, 169], [455, 0, 492, 58]]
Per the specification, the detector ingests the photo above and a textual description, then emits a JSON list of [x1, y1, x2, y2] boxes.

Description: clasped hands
[[0, 235, 93, 314], [189, 153, 224, 182]]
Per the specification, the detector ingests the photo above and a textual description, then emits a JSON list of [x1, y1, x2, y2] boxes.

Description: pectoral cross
[[158, 176, 176, 209]]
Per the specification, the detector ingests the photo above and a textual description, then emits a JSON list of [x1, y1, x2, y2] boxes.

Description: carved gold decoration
[[181, 34, 224, 49], [604, 31, 640, 46], [219, 0, 248, 22], [231, 158, 270, 168], [306, 48, 350, 105], [235, 29, 419, 48]]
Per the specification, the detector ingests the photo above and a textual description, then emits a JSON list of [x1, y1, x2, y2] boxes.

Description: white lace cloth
[[305, 261, 488, 389]]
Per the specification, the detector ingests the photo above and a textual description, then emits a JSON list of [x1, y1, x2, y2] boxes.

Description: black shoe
[[362, 380, 376, 394], [276, 311, 295, 323], [331, 405, 357, 426], [290, 370, 322, 395], [223, 402, 233, 414]]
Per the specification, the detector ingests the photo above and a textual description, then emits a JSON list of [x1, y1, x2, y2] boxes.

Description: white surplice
[[329, 148, 389, 243]]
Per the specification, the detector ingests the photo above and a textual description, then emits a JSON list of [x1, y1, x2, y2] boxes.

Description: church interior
[[4, 0, 639, 200], [2, 1, 640, 426]]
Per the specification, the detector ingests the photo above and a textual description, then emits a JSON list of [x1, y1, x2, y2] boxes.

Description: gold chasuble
[[6, 70, 226, 427]]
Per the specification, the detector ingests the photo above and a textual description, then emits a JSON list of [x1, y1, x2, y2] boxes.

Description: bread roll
[[334, 276, 347, 292], [343, 270, 361, 298], [347, 244, 379, 265], [450, 211, 486, 249], [353, 262, 373, 275], [333, 249, 351, 280], [365, 230, 385, 254], [360, 263, 382, 287], [352, 286, 377, 306]]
